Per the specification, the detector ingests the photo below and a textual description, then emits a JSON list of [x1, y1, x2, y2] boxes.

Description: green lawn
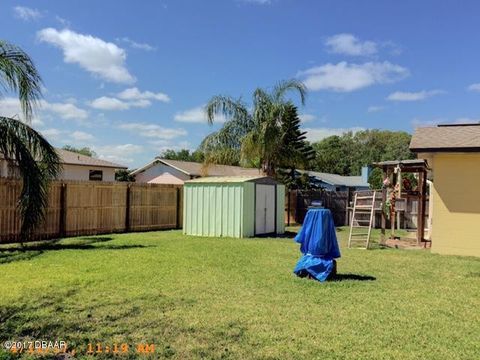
[[0, 227, 479, 360]]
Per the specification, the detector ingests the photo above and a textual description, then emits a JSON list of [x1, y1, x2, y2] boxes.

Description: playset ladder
[[348, 191, 376, 249]]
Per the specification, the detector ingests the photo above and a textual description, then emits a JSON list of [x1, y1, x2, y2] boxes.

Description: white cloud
[[0, 97, 87, 125], [40, 128, 95, 144], [55, 15, 71, 27], [467, 83, 480, 92], [325, 33, 377, 56], [37, 28, 135, 84], [0, 97, 27, 118], [174, 105, 226, 123], [89, 97, 130, 111], [40, 128, 63, 141], [118, 123, 187, 139], [117, 37, 156, 51], [89, 96, 154, 111], [94, 144, 144, 164], [299, 61, 409, 92], [13, 6, 42, 21], [299, 113, 316, 123], [148, 139, 192, 152], [89, 88, 169, 111], [117, 87, 170, 103], [412, 117, 480, 128], [39, 100, 88, 120], [367, 105, 384, 113], [387, 90, 445, 101], [240, 0, 272, 4], [70, 131, 95, 142], [304, 127, 364, 142]]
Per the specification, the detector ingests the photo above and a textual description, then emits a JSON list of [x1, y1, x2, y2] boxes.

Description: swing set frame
[[373, 159, 431, 246]]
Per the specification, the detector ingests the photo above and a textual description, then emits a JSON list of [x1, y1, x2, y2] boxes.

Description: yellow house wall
[[430, 153, 480, 257]]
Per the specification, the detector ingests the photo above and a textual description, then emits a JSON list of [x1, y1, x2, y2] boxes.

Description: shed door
[[255, 184, 275, 234]]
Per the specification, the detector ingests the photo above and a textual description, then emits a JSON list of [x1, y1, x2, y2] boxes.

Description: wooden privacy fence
[[0, 179, 183, 243]]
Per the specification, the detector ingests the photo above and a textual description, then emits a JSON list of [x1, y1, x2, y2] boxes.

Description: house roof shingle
[[1, 149, 127, 169], [57, 149, 127, 169], [148, 158, 262, 177], [410, 124, 480, 152]]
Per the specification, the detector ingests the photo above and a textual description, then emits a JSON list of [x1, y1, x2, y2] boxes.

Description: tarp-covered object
[[293, 208, 341, 282]]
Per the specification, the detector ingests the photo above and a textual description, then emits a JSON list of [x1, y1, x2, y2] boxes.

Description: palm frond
[[240, 132, 261, 168], [205, 95, 248, 125], [0, 117, 61, 240], [272, 79, 307, 105], [203, 79, 309, 177], [0, 40, 43, 123], [203, 147, 241, 167]]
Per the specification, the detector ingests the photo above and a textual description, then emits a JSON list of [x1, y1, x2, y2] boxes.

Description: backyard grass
[[0, 227, 479, 359]]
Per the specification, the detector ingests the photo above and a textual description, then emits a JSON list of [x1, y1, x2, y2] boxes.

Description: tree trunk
[[262, 160, 275, 177]]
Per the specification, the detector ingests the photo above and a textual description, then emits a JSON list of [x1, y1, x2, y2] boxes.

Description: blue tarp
[[293, 208, 341, 282]]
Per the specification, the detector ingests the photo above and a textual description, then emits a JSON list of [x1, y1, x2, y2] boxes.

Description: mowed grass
[[0, 228, 479, 360]]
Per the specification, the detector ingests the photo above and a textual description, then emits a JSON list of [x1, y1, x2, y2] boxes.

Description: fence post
[[381, 187, 387, 243], [125, 184, 131, 232], [59, 183, 67, 238], [176, 186, 181, 229], [345, 188, 351, 226], [287, 190, 291, 226]]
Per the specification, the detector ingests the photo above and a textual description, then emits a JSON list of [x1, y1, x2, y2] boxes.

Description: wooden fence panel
[[0, 179, 183, 244], [38, 182, 62, 238], [0, 179, 22, 242], [129, 184, 179, 231], [65, 182, 128, 236]]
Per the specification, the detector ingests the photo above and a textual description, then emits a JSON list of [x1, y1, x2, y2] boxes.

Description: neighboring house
[[410, 123, 480, 257], [131, 158, 261, 184], [0, 148, 127, 182], [298, 166, 371, 191]]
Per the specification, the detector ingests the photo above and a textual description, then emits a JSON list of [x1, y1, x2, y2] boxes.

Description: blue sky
[[1, 0, 480, 168]]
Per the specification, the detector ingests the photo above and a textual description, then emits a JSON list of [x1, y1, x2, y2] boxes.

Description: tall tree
[[275, 104, 315, 188], [115, 169, 135, 182], [205, 79, 307, 175], [311, 130, 414, 176], [159, 148, 204, 163], [311, 133, 357, 175], [0, 40, 61, 241]]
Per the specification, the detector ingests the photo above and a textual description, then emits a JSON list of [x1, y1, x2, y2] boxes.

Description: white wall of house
[[59, 164, 116, 182], [0, 160, 117, 182], [135, 162, 190, 183]]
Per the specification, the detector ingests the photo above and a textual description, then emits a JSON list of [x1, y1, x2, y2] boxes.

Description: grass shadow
[[0, 288, 197, 360], [271, 231, 297, 239], [0, 236, 154, 265], [331, 273, 376, 282]]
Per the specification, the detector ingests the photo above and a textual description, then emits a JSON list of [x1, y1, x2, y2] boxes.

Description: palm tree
[[205, 79, 307, 175], [0, 40, 61, 241]]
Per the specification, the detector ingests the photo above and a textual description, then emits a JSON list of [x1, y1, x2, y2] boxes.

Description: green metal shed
[[183, 176, 285, 238]]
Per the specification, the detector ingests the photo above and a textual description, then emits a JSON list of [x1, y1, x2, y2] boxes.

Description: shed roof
[[410, 124, 480, 152], [185, 176, 279, 184]]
